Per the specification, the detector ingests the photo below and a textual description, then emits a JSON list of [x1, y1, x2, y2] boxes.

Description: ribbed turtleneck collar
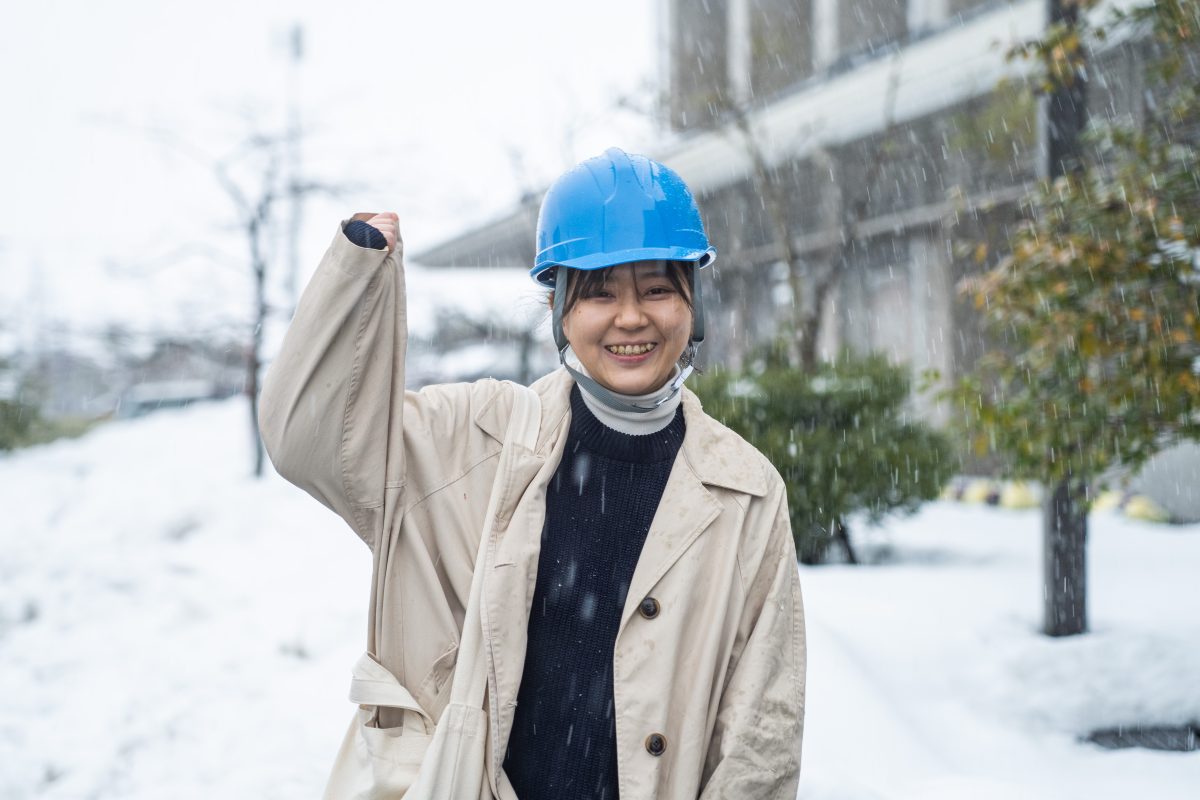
[[574, 364, 684, 436], [569, 386, 684, 463]]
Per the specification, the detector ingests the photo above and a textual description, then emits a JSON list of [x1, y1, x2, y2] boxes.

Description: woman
[[260, 148, 805, 799]]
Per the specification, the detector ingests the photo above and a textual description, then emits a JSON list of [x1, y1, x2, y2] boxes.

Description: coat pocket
[[322, 707, 432, 799], [323, 653, 436, 800]]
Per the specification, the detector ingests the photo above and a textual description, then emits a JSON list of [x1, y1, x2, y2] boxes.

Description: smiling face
[[558, 261, 694, 396]]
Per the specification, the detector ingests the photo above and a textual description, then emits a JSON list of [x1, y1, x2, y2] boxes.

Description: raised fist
[[351, 211, 400, 252]]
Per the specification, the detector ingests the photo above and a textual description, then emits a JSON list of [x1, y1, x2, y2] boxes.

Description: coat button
[[645, 733, 667, 756], [639, 597, 660, 619]]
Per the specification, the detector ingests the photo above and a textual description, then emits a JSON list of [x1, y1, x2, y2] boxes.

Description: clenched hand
[[351, 211, 400, 252]]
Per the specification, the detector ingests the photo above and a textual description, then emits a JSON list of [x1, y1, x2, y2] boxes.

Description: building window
[[837, 0, 907, 57], [749, 0, 815, 98], [670, 0, 730, 130], [946, 0, 993, 17]]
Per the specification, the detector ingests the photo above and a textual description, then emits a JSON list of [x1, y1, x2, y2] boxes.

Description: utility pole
[[283, 23, 305, 317], [1043, 0, 1089, 637]]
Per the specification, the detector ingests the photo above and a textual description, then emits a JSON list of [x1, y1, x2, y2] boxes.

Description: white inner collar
[[575, 365, 683, 436]]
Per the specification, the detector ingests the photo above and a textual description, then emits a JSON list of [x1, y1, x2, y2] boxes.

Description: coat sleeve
[[258, 222, 485, 550], [699, 486, 806, 799]]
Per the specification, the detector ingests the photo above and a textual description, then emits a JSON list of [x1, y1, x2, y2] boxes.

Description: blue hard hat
[[530, 147, 716, 286]]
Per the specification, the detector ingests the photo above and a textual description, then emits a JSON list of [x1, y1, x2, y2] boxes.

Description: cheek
[[562, 307, 600, 346], [660, 305, 693, 342]]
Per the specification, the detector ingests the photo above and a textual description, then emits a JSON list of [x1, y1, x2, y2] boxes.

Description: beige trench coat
[[260, 225, 806, 799]]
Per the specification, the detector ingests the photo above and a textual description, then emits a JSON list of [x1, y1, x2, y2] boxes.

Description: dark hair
[[558, 261, 695, 317]]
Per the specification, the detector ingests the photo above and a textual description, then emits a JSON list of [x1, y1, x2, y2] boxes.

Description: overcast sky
[[0, 0, 659, 348]]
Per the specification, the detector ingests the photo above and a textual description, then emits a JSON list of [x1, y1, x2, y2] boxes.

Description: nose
[[614, 294, 648, 329]]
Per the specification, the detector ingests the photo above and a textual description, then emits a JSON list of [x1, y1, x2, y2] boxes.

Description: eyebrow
[[633, 262, 671, 278]]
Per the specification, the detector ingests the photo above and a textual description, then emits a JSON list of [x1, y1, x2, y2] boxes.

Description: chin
[[615, 381, 655, 396], [604, 370, 665, 396]]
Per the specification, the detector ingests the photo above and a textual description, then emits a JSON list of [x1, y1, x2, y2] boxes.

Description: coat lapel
[[618, 455, 722, 634], [617, 388, 768, 635]]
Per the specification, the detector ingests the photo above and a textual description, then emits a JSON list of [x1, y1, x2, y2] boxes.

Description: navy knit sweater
[[343, 219, 388, 250], [345, 220, 685, 798], [504, 387, 685, 800]]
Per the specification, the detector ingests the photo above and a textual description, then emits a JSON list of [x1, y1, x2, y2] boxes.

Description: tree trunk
[[734, 112, 812, 370], [797, 526, 829, 565], [834, 518, 858, 565], [1042, 478, 1087, 636], [248, 219, 267, 478], [1040, 0, 1089, 635], [1047, 0, 1088, 179], [797, 263, 836, 369], [247, 341, 263, 478]]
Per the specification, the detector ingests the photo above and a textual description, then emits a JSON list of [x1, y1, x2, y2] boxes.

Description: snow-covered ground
[[1, 399, 1197, 799]]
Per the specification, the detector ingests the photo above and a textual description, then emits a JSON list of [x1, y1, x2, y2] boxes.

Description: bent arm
[[258, 221, 407, 548], [700, 491, 806, 799]]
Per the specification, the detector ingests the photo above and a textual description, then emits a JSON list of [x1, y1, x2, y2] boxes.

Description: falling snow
[[0, 400, 1196, 798]]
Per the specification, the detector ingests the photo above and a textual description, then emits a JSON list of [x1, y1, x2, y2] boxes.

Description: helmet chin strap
[[552, 266, 703, 414]]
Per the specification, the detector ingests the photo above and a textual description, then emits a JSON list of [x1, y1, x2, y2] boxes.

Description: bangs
[[560, 261, 694, 316]]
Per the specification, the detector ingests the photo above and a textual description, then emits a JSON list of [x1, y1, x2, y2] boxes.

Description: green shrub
[[0, 399, 97, 452], [693, 352, 954, 563], [0, 398, 40, 451]]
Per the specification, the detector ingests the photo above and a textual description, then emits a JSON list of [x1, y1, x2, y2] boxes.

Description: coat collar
[[677, 385, 769, 498], [474, 368, 769, 499]]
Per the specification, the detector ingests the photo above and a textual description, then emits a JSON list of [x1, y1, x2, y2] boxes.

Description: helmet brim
[[531, 246, 716, 287]]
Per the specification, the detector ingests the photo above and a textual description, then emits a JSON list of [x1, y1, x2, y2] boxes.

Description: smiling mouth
[[605, 343, 657, 356]]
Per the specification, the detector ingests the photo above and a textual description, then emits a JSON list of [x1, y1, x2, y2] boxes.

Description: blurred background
[[1, 1, 1198, 798]]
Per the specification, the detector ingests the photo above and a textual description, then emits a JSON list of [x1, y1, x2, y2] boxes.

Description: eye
[[645, 285, 675, 297]]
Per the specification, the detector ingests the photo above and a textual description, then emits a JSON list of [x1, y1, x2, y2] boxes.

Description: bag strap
[[503, 382, 541, 453], [450, 382, 541, 711]]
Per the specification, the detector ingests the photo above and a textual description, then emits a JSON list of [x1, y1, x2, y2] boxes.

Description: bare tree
[[213, 133, 349, 476], [426, 307, 546, 387], [663, 54, 906, 563], [722, 53, 904, 370], [147, 125, 348, 477]]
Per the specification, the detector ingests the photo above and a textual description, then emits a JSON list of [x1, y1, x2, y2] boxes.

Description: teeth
[[608, 343, 655, 356]]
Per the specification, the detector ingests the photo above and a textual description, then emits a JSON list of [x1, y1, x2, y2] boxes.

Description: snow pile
[[1, 400, 1198, 799], [0, 401, 370, 799], [803, 505, 1200, 799]]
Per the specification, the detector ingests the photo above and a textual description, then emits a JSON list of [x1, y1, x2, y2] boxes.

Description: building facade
[[414, 0, 1160, 411]]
